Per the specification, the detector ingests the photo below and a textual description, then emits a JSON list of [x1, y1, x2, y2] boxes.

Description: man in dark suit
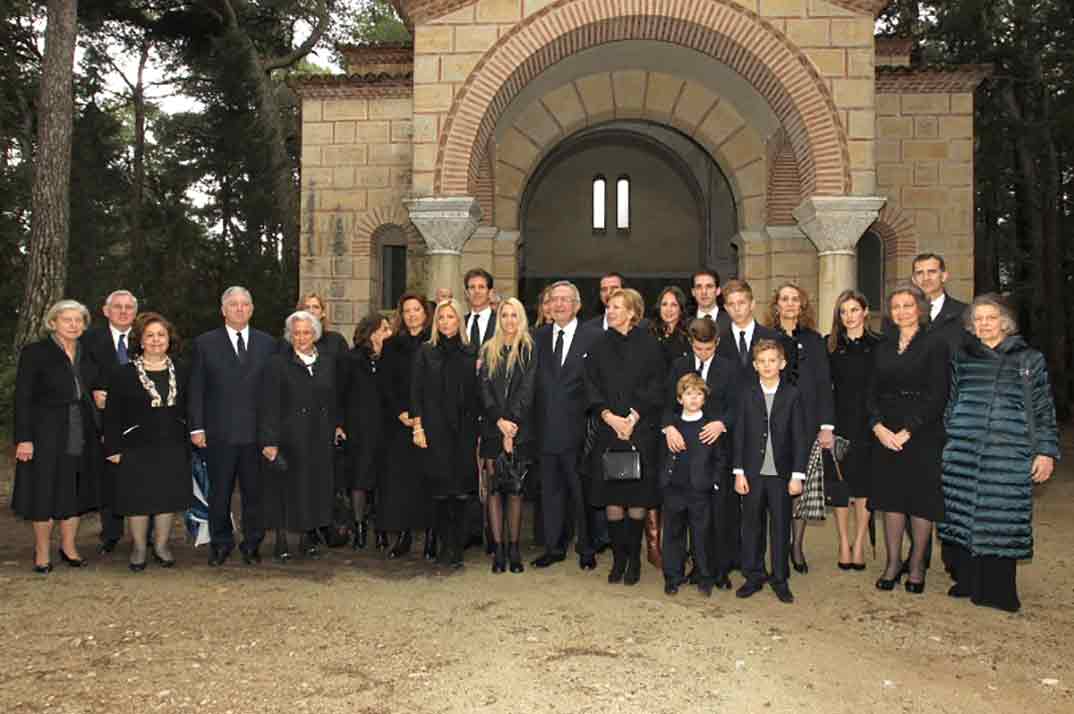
[[662, 317, 738, 588], [81, 289, 139, 552], [188, 286, 278, 566], [732, 339, 808, 604], [463, 267, 497, 346], [690, 269, 732, 333], [911, 252, 971, 356], [532, 280, 602, 569]]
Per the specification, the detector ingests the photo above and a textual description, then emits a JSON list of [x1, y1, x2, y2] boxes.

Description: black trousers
[[712, 468, 739, 574], [947, 542, 1020, 611], [206, 443, 263, 551], [540, 450, 592, 557], [741, 474, 792, 586], [98, 461, 125, 542], [663, 485, 713, 583]]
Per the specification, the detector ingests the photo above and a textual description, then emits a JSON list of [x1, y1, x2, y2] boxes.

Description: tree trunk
[[14, 0, 78, 350], [1038, 85, 1069, 417], [129, 35, 150, 296]]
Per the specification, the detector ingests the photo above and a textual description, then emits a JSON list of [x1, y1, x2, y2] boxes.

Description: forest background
[[1, 0, 1072, 435]]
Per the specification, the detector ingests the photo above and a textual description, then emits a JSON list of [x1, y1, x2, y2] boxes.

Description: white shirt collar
[[681, 410, 704, 422], [697, 306, 720, 320], [733, 320, 757, 345], [761, 379, 780, 395], [554, 318, 578, 337], [227, 325, 250, 345], [470, 305, 492, 321], [930, 293, 946, 321], [109, 324, 130, 349]]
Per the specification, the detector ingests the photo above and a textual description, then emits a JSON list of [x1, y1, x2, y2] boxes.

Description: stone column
[[405, 196, 482, 301], [793, 196, 886, 323]]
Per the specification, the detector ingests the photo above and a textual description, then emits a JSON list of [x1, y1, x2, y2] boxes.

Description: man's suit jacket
[[464, 310, 496, 346], [533, 321, 601, 455], [732, 380, 808, 480], [661, 353, 739, 439], [716, 322, 782, 378], [689, 305, 732, 334], [188, 326, 277, 446], [80, 325, 126, 393]]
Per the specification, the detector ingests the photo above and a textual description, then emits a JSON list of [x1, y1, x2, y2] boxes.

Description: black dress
[[866, 330, 949, 521], [411, 335, 481, 499], [342, 346, 388, 491], [654, 327, 690, 371], [828, 332, 881, 499], [378, 329, 432, 531], [479, 344, 537, 462], [11, 338, 101, 521], [258, 350, 340, 531], [586, 326, 666, 508], [102, 362, 193, 515]]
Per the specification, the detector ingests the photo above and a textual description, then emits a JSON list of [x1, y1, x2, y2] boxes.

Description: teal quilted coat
[[938, 336, 1059, 559]]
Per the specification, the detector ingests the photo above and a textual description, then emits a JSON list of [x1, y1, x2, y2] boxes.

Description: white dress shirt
[[732, 320, 757, 358], [697, 306, 722, 323], [552, 318, 579, 366], [929, 292, 946, 322], [227, 325, 250, 357], [109, 324, 131, 352], [468, 306, 493, 343], [733, 379, 806, 481], [695, 355, 712, 382]]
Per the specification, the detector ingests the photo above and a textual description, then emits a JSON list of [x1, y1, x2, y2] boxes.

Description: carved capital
[[404, 196, 482, 255], [793, 196, 887, 255]]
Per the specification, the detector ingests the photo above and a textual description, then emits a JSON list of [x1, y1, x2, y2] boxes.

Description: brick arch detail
[[354, 204, 421, 255], [766, 141, 801, 226], [868, 203, 918, 292], [435, 0, 851, 199]]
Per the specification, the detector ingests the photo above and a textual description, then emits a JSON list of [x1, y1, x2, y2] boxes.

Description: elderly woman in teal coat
[[939, 293, 1059, 613]]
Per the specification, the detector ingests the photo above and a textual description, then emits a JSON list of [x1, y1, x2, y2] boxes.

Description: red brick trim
[[876, 65, 992, 93], [291, 75, 414, 99], [353, 204, 421, 257], [869, 203, 917, 289], [875, 37, 912, 56], [767, 142, 801, 226], [435, 0, 851, 199]]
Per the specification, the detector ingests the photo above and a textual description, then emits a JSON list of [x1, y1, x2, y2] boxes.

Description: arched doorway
[[518, 121, 737, 315]]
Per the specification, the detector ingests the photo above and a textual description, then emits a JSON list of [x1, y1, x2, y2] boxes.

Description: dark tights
[[350, 488, 368, 522], [488, 492, 522, 544], [882, 512, 932, 583]]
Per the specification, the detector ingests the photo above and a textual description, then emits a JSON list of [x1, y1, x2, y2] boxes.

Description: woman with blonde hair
[[764, 282, 835, 574], [297, 292, 349, 356], [411, 299, 482, 568], [479, 297, 537, 573]]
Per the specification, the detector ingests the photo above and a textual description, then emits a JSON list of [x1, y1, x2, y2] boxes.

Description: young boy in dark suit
[[661, 373, 722, 597], [732, 339, 808, 604]]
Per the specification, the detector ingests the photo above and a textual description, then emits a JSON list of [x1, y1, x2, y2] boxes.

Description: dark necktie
[[236, 332, 247, 364], [696, 359, 705, 380], [738, 330, 749, 366], [116, 333, 129, 365], [470, 315, 481, 346], [553, 328, 564, 369]]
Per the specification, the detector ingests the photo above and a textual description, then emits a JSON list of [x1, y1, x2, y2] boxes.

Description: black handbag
[[493, 450, 529, 494], [602, 443, 641, 482]]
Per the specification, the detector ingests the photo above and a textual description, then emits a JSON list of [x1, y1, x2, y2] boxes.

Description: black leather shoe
[[531, 552, 565, 568], [736, 580, 764, 599], [129, 559, 147, 572], [715, 573, 733, 590], [850, 562, 867, 571], [387, 531, 412, 559], [492, 543, 506, 574], [508, 542, 524, 573], [59, 549, 88, 568], [375, 531, 389, 550], [33, 562, 53, 574], [791, 556, 809, 574], [838, 561, 853, 571], [623, 555, 641, 586], [905, 578, 925, 594], [579, 553, 597, 570], [664, 581, 680, 596], [97, 538, 120, 554], [241, 547, 261, 565], [772, 582, 795, 604], [152, 551, 176, 568], [423, 530, 438, 561], [208, 545, 232, 567]]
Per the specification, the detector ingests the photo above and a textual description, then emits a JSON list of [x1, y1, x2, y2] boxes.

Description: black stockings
[[882, 512, 932, 582], [350, 489, 368, 523], [487, 493, 522, 544]]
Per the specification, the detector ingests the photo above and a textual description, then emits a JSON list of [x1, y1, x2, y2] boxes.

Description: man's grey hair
[[284, 310, 323, 344], [221, 285, 253, 307], [547, 280, 582, 305], [104, 289, 139, 312]]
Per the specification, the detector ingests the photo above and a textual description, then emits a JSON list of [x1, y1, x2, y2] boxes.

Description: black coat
[[732, 381, 808, 480], [258, 350, 341, 531], [188, 326, 278, 445], [101, 361, 193, 515], [11, 338, 102, 520], [479, 343, 537, 458], [653, 328, 691, 371], [828, 332, 882, 495], [533, 321, 602, 455], [411, 336, 481, 498], [774, 326, 835, 437], [342, 346, 389, 491], [80, 325, 128, 392]]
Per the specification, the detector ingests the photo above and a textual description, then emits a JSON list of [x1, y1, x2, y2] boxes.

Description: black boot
[[375, 530, 389, 550], [508, 542, 524, 573], [624, 518, 644, 586], [387, 530, 412, 559], [423, 529, 438, 561], [352, 520, 368, 550], [607, 520, 627, 584], [450, 500, 467, 568], [492, 543, 506, 573], [273, 530, 290, 563], [301, 531, 321, 559], [435, 501, 453, 566]]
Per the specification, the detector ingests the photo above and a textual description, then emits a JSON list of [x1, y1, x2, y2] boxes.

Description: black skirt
[[589, 431, 660, 509], [12, 453, 99, 521], [113, 445, 193, 515], [377, 422, 433, 531]]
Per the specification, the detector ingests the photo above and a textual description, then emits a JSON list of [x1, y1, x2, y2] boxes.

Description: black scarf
[[437, 333, 468, 433]]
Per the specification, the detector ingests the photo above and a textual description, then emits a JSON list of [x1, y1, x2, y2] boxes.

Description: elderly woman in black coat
[[380, 293, 434, 558], [102, 313, 192, 571], [13, 299, 102, 572], [764, 282, 835, 574], [939, 294, 1058, 612], [412, 298, 481, 569], [342, 313, 393, 549], [479, 297, 537, 574], [586, 288, 666, 586], [259, 310, 344, 561]]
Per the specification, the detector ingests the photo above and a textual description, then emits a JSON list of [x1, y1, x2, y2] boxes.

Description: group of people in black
[[11, 254, 1059, 612]]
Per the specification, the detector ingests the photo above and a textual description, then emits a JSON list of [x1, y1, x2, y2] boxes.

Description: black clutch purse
[[602, 444, 641, 481], [493, 451, 529, 494]]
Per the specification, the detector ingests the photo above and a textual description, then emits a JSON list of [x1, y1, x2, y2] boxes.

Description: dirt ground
[[2, 438, 1073, 714]]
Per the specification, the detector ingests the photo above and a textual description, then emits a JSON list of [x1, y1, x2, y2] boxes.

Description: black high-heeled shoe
[[508, 542, 523, 573], [423, 530, 437, 561], [492, 543, 506, 574], [875, 564, 905, 591], [59, 549, 88, 568], [387, 531, 412, 559], [838, 561, 853, 571], [791, 555, 809, 574], [129, 560, 147, 572], [905, 577, 926, 594], [152, 550, 176, 568], [33, 562, 53, 574]]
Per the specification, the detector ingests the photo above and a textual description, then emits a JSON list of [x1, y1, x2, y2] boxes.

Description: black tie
[[738, 330, 749, 366], [236, 332, 247, 364], [553, 328, 564, 370], [696, 359, 704, 380], [470, 315, 481, 346]]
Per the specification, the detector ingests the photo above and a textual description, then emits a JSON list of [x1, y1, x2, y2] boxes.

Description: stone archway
[[434, 0, 852, 200]]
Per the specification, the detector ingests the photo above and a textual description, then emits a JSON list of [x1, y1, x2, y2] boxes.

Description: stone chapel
[[293, 0, 989, 340]]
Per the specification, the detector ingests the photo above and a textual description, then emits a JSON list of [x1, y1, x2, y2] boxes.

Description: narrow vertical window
[[592, 176, 606, 231], [616, 176, 630, 230]]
